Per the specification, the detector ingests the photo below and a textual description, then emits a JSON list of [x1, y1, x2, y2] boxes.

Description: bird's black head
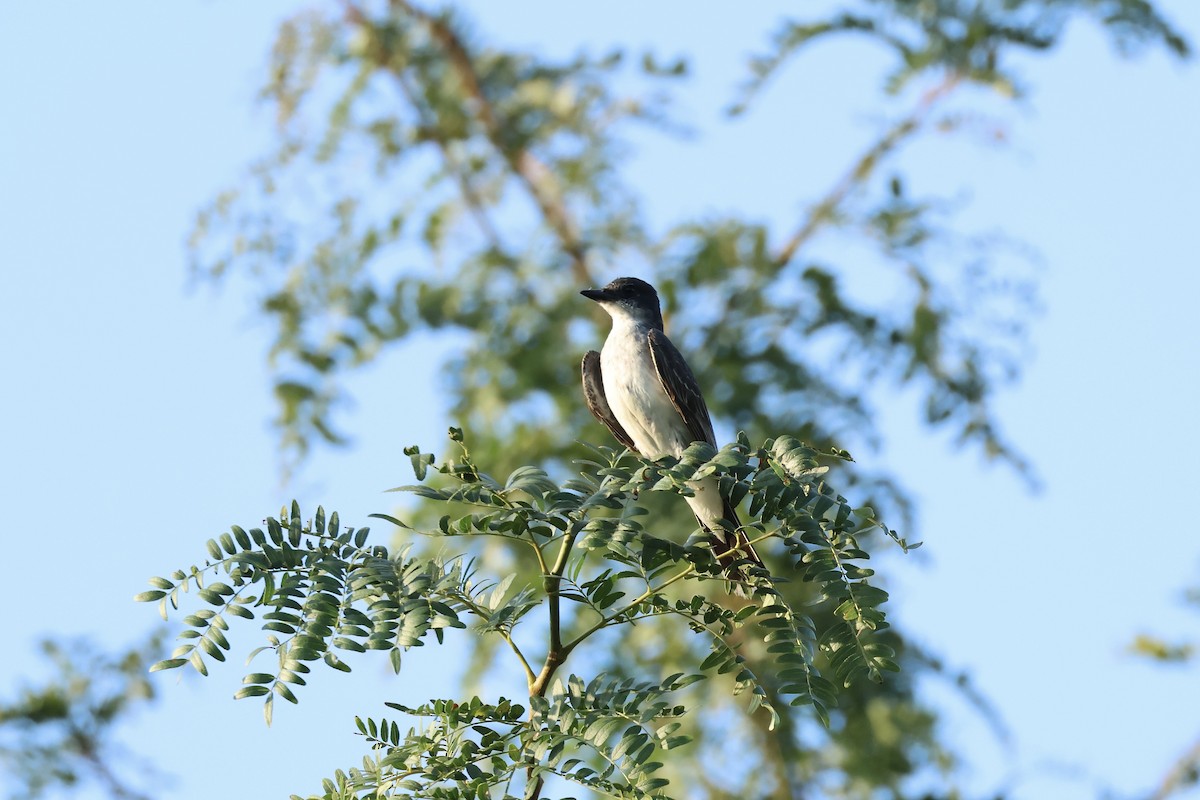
[[581, 277, 664, 329], [581, 276, 659, 304]]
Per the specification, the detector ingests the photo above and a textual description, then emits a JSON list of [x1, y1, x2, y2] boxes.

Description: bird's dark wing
[[581, 350, 639, 453], [646, 332, 766, 592], [646, 328, 717, 447]]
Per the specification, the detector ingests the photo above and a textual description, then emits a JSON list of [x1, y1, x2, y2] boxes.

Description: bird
[[580, 276, 763, 588]]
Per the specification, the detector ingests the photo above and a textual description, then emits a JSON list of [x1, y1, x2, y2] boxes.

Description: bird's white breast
[[598, 316, 725, 529], [599, 320, 692, 460]]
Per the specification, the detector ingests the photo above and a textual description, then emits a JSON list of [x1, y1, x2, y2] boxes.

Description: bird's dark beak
[[580, 288, 610, 302]]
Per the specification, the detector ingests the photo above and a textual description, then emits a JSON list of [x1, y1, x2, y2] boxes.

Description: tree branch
[[1151, 735, 1200, 800], [774, 73, 960, 268], [339, 0, 506, 252], [562, 561, 698, 655], [393, 0, 593, 283]]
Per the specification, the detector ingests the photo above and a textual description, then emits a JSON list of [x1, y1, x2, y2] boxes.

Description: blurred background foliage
[[6, 1, 1194, 798], [184, 3, 1187, 793], [190, 0, 1189, 798], [0, 635, 164, 800], [1131, 576, 1200, 800]]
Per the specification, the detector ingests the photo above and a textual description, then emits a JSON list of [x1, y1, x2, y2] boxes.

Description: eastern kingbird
[[580, 277, 763, 586]]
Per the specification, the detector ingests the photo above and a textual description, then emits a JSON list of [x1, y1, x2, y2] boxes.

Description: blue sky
[[2, 2, 1199, 799]]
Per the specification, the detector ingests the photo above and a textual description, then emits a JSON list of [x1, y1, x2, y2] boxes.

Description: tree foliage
[[187, 0, 1180, 484], [0, 635, 164, 800], [176, 1, 1190, 797], [141, 430, 909, 798], [1131, 576, 1200, 800], [191, 0, 1187, 489]]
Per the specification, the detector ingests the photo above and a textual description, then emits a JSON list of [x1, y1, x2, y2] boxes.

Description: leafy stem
[[140, 434, 904, 797], [563, 561, 698, 655]]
